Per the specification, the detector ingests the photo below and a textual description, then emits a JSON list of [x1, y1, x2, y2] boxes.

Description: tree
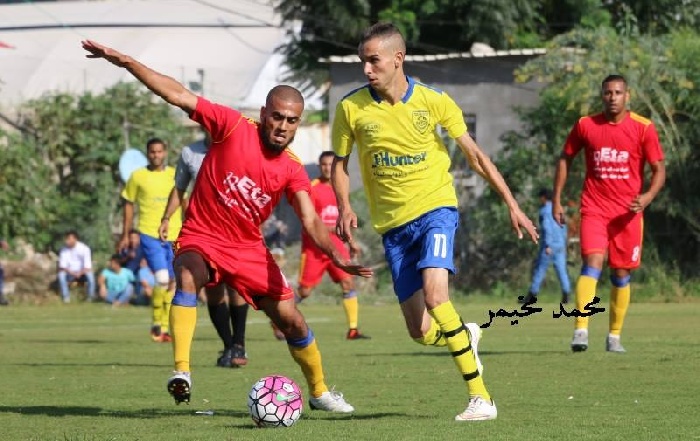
[[1, 82, 195, 254]]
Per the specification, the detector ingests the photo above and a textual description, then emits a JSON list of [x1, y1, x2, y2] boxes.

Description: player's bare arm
[[630, 160, 665, 213], [118, 200, 135, 252], [553, 152, 574, 225], [330, 156, 358, 244], [292, 190, 372, 278], [81, 40, 198, 113], [455, 132, 539, 243], [159, 187, 186, 241]]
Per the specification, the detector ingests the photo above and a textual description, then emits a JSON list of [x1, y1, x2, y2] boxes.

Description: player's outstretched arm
[[330, 155, 358, 244], [81, 40, 198, 113], [455, 132, 538, 243], [552, 153, 573, 225], [292, 190, 373, 278]]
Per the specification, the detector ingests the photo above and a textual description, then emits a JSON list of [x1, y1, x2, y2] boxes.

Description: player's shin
[[287, 329, 328, 398], [152, 286, 165, 329], [342, 290, 359, 329], [412, 317, 446, 347], [429, 301, 490, 400], [609, 275, 631, 336], [161, 288, 174, 334], [171, 290, 198, 372], [575, 266, 601, 329]]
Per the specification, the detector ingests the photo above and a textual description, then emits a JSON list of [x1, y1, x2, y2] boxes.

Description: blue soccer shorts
[[140, 233, 175, 279], [382, 207, 458, 303]]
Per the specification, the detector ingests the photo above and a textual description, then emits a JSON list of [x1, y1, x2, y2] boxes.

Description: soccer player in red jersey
[[82, 40, 372, 412], [298, 151, 369, 340], [553, 74, 666, 353]]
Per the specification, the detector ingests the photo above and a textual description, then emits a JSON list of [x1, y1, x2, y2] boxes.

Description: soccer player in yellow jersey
[[119, 138, 182, 342], [332, 22, 538, 421]]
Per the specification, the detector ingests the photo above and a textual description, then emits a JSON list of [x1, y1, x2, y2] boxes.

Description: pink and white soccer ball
[[247, 375, 303, 427]]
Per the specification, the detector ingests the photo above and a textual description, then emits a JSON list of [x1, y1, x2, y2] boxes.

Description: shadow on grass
[[353, 350, 562, 357], [10, 362, 169, 368], [225, 411, 411, 429], [24, 339, 111, 345], [0, 406, 248, 419]]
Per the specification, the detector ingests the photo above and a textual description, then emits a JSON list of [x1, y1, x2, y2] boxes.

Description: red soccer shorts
[[580, 211, 644, 269], [298, 235, 351, 288], [176, 236, 293, 310]]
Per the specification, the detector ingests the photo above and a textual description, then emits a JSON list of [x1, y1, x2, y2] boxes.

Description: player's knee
[[154, 269, 170, 287], [340, 279, 354, 293], [580, 265, 602, 280], [297, 286, 312, 299], [610, 274, 631, 288]]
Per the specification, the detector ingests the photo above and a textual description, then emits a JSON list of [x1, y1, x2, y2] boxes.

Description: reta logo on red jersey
[[220, 172, 272, 209], [593, 147, 629, 164], [320, 205, 339, 225]]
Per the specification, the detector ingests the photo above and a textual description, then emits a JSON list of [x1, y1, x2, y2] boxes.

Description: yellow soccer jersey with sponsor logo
[[332, 76, 467, 234], [121, 166, 182, 239]]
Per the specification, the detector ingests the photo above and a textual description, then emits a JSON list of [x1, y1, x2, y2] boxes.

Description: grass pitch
[[1, 299, 698, 440]]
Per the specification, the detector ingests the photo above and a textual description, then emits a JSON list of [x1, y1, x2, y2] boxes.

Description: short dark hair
[[110, 254, 123, 263], [602, 74, 627, 89], [65, 230, 79, 240], [359, 22, 405, 52], [146, 137, 167, 150], [128, 229, 140, 235], [538, 188, 553, 200], [318, 151, 335, 162], [266, 85, 304, 107]]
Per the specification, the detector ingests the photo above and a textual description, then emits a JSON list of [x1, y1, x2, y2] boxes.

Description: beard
[[260, 127, 294, 154]]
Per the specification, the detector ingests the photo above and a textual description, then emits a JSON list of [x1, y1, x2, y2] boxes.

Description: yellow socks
[[152, 285, 165, 328], [609, 275, 631, 336], [161, 288, 174, 334], [170, 290, 198, 373], [413, 317, 446, 347], [342, 290, 359, 329], [287, 329, 328, 398], [574, 272, 599, 330], [429, 301, 490, 400]]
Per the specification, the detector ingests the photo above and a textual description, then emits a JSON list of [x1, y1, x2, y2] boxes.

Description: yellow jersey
[[121, 166, 182, 239], [332, 76, 467, 234]]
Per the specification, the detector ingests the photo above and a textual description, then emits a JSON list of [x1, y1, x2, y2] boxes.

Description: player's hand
[[552, 201, 565, 226], [158, 219, 169, 241], [81, 40, 128, 67], [510, 207, 539, 244], [545, 247, 552, 255], [334, 260, 373, 278], [348, 240, 362, 260], [336, 209, 358, 244], [630, 193, 652, 213], [116, 236, 129, 253]]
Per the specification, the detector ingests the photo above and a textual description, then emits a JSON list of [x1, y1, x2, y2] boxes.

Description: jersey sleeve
[[642, 122, 664, 163], [189, 96, 243, 144], [120, 172, 139, 203], [58, 249, 69, 270], [174, 150, 192, 191], [563, 119, 585, 156], [332, 101, 354, 158], [437, 93, 468, 138], [285, 163, 312, 203]]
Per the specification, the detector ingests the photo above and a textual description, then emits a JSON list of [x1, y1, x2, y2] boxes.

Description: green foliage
[[469, 27, 700, 286], [0, 82, 195, 253]]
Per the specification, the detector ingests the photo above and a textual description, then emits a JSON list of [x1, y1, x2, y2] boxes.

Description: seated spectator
[[132, 257, 155, 306], [98, 254, 135, 306], [0, 239, 8, 306], [119, 229, 143, 274], [57, 230, 96, 303]]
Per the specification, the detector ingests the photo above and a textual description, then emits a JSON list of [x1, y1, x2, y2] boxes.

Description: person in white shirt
[[57, 230, 96, 303]]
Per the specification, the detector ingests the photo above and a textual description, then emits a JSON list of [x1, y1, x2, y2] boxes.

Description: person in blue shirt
[[523, 189, 572, 304], [98, 254, 135, 306]]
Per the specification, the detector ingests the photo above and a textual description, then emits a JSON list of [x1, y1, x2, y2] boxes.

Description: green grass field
[[1, 299, 698, 441]]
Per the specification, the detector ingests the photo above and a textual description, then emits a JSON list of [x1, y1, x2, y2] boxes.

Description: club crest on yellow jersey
[[412, 110, 430, 133]]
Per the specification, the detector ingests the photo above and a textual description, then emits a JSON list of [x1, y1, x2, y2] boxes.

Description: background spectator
[[57, 230, 96, 303]]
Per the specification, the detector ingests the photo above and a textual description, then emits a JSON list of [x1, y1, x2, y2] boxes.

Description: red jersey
[[180, 97, 310, 247], [301, 178, 342, 249], [563, 112, 664, 216]]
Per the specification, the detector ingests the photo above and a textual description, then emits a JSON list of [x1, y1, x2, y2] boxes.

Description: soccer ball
[[247, 375, 303, 428]]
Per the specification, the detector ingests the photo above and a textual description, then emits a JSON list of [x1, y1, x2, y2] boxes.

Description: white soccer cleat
[[455, 396, 497, 421], [309, 389, 355, 413], [167, 371, 192, 404], [606, 336, 626, 353], [571, 329, 589, 352], [465, 322, 484, 375]]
